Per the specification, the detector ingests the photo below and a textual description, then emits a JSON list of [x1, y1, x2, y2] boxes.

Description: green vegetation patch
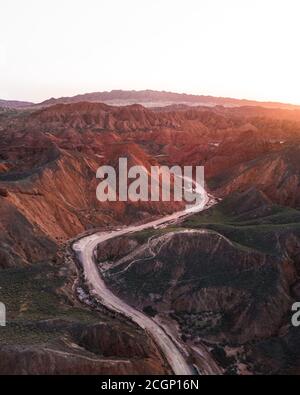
[[181, 197, 300, 255], [0, 261, 101, 345]]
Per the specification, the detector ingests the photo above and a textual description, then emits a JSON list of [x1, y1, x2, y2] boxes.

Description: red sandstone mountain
[[1, 101, 300, 374], [1, 102, 300, 265]]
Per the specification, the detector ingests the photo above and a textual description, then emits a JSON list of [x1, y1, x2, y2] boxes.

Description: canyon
[[0, 93, 300, 374]]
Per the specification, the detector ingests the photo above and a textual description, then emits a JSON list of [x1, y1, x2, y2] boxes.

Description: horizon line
[[2, 88, 300, 108]]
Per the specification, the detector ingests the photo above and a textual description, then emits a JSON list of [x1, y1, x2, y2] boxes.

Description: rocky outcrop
[[211, 146, 300, 208]]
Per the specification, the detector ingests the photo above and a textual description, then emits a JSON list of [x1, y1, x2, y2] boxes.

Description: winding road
[[73, 179, 213, 375]]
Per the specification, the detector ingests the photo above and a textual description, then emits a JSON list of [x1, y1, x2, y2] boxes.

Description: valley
[[0, 96, 300, 374], [73, 174, 212, 375]]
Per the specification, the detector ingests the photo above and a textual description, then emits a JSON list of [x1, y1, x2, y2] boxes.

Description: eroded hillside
[[1, 102, 300, 374], [99, 189, 300, 374]]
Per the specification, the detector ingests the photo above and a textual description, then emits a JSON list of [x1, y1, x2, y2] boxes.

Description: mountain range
[[1, 89, 300, 110], [0, 93, 300, 374]]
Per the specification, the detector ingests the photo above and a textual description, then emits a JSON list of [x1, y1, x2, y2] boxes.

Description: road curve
[[73, 182, 212, 375]]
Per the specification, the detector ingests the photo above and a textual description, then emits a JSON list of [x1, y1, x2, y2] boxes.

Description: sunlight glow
[[1, 0, 300, 104]]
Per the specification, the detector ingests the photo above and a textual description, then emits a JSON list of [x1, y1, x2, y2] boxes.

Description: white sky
[[1, 0, 300, 103]]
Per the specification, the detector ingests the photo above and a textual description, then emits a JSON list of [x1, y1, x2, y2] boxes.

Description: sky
[[1, 0, 300, 104]]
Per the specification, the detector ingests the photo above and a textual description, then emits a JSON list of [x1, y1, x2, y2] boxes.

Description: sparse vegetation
[[0, 260, 104, 345]]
